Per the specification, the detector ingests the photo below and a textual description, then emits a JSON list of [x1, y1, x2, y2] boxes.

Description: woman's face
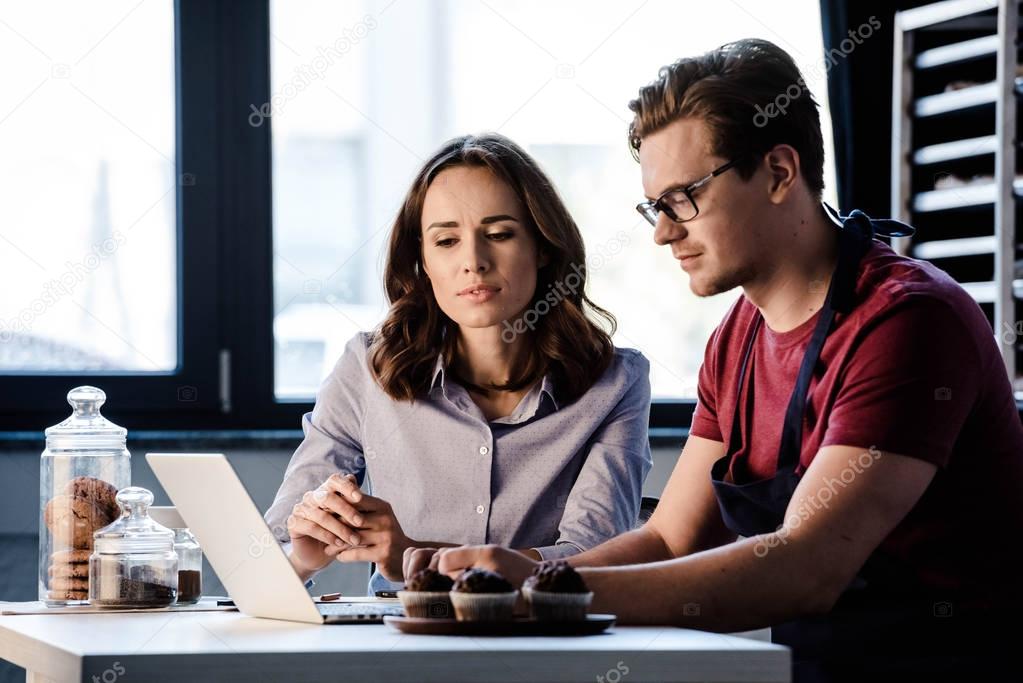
[[420, 165, 546, 331]]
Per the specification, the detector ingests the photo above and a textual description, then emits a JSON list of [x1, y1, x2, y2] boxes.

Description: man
[[398, 39, 1023, 680]]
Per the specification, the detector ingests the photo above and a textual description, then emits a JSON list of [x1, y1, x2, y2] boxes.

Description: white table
[[0, 608, 790, 682]]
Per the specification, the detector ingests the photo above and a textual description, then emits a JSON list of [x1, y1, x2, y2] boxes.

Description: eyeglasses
[[635, 158, 740, 226]]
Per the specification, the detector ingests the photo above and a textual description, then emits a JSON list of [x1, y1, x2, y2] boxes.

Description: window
[[0, 0, 223, 428], [269, 0, 837, 400], [0, 0, 177, 372]]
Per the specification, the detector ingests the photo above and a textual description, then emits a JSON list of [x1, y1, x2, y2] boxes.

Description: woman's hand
[[320, 473, 414, 582], [286, 473, 365, 576], [435, 544, 539, 587]]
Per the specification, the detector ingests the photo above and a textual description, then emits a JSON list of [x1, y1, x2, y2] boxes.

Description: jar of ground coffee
[[172, 527, 202, 604], [89, 487, 178, 608]]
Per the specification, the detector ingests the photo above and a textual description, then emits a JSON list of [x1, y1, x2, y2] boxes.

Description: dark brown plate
[[384, 614, 615, 636]]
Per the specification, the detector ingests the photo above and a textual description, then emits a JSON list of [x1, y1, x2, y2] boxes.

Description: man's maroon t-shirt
[[690, 239, 1023, 608]]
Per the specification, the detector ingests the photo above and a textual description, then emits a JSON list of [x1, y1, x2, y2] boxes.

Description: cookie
[[44, 494, 104, 549], [51, 549, 92, 563], [46, 589, 89, 601], [49, 576, 90, 592], [64, 476, 120, 522], [48, 563, 90, 579]]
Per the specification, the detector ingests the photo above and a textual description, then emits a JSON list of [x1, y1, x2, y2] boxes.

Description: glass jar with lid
[[89, 487, 178, 608], [172, 527, 202, 604], [39, 386, 131, 606]]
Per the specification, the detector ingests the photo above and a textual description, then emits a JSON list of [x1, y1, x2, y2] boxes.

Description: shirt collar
[[429, 353, 560, 412], [429, 354, 447, 393]]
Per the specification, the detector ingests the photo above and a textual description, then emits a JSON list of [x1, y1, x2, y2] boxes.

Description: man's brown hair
[[628, 38, 824, 197]]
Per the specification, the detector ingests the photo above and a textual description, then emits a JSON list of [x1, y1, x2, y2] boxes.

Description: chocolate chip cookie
[[47, 561, 90, 579], [51, 549, 92, 564], [44, 494, 105, 549], [64, 476, 120, 522], [49, 576, 90, 592]]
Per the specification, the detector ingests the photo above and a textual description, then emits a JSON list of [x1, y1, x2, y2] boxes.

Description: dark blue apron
[[708, 206, 1011, 681]]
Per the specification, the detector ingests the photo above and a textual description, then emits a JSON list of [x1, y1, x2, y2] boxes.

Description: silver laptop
[[146, 452, 403, 624]]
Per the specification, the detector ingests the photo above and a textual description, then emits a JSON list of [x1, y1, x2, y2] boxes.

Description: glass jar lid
[[44, 386, 127, 450], [93, 487, 175, 554]]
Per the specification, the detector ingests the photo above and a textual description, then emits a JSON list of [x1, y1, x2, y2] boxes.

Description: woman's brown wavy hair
[[369, 133, 616, 404]]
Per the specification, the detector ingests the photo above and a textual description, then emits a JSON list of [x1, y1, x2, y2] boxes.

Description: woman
[[264, 133, 652, 594]]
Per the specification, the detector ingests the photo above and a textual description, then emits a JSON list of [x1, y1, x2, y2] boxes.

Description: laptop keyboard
[[317, 602, 404, 617]]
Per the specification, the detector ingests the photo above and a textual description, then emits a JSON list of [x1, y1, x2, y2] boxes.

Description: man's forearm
[[566, 525, 675, 569], [578, 533, 835, 632]]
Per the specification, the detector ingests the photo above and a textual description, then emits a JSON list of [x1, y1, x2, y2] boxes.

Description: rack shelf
[[913, 135, 998, 164], [915, 34, 1000, 69], [913, 77, 1022, 117], [892, 0, 1020, 389]]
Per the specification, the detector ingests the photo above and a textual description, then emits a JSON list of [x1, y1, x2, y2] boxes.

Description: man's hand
[[435, 544, 539, 587], [321, 474, 414, 582], [403, 546, 441, 580]]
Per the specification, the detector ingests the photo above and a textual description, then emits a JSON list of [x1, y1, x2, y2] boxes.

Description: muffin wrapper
[[397, 591, 454, 619], [450, 591, 518, 621], [522, 587, 593, 621]]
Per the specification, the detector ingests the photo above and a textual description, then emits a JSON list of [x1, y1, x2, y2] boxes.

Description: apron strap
[[727, 207, 886, 475]]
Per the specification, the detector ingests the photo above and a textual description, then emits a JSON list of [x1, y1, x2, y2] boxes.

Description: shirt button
[[476, 505, 485, 514], [479, 446, 489, 456]]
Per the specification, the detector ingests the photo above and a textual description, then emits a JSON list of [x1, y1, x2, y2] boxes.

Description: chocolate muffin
[[406, 568, 454, 593], [522, 561, 593, 621], [452, 568, 513, 594], [522, 561, 589, 593], [397, 568, 456, 619], [449, 568, 517, 621]]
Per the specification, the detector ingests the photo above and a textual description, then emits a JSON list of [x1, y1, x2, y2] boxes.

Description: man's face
[[639, 117, 766, 297]]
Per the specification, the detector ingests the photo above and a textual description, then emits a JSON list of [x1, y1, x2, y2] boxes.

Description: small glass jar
[[89, 487, 178, 608], [172, 528, 202, 604], [39, 386, 131, 606]]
